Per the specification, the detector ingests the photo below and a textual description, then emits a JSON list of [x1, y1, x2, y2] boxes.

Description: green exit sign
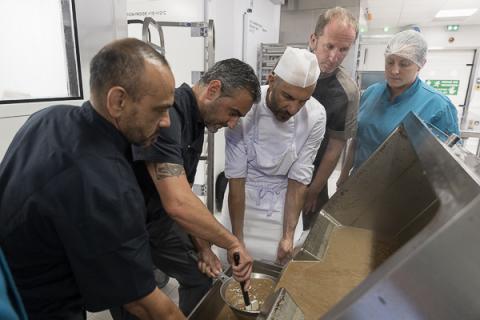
[[447, 25, 459, 31]]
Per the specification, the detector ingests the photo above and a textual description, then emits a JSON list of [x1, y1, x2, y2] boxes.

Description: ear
[[308, 33, 318, 52], [419, 59, 426, 70], [267, 73, 276, 86], [205, 79, 222, 101], [106, 86, 127, 118]]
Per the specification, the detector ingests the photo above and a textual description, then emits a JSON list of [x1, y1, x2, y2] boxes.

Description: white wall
[[422, 26, 480, 130], [208, 0, 281, 71]]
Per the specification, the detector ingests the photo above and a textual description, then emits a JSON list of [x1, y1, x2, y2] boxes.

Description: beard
[[266, 88, 290, 122]]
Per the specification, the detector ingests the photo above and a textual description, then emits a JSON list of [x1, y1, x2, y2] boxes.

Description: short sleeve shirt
[[312, 67, 359, 167], [0, 102, 155, 319], [132, 83, 205, 223]]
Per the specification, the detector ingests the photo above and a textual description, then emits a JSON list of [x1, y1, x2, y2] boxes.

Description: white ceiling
[[363, 0, 480, 29]]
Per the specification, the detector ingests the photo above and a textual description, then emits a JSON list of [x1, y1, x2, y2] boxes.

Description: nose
[[328, 48, 341, 62], [287, 102, 303, 116], [158, 112, 170, 128], [390, 63, 400, 74]]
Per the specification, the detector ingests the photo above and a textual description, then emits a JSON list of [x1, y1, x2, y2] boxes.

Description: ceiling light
[[435, 8, 478, 18], [383, 26, 389, 32]]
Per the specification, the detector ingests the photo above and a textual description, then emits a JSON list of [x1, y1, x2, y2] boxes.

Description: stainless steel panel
[[257, 288, 304, 320], [319, 113, 480, 319], [264, 113, 480, 319]]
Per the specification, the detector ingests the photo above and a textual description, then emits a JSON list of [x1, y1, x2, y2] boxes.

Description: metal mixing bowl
[[220, 272, 277, 319]]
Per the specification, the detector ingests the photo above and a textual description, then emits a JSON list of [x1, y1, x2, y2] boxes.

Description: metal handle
[[446, 133, 461, 147], [141, 17, 165, 55], [233, 252, 251, 307]]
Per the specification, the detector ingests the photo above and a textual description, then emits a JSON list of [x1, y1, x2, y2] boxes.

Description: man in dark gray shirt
[[302, 7, 360, 229]]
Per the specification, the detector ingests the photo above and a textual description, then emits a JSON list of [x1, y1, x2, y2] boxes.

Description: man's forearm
[[191, 236, 210, 251], [124, 288, 185, 320], [228, 178, 246, 241], [168, 188, 238, 250], [309, 137, 345, 192], [147, 162, 239, 251], [283, 179, 308, 239]]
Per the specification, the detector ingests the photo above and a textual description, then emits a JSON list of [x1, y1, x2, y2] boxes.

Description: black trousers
[[302, 184, 329, 230], [110, 220, 212, 319]]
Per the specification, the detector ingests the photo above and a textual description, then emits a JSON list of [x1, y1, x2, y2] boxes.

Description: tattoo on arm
[[153, 163, 186, 180]]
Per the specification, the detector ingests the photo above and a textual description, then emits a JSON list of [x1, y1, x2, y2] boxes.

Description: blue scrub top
[[354, 77, 460, 169], [0, 249, 27, 320]]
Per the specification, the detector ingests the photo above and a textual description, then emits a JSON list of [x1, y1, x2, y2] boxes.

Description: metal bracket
[[191, 71, 204, 84], [192, 184, 207, 196], [191, 26, 208, 37], [257, 288, 304, 320]]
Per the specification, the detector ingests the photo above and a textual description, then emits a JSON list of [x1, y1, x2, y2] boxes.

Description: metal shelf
[[257, 43, 308, 84]]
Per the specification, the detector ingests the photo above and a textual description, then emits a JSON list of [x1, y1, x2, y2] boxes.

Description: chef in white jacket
[[220, 47, 327, 265]]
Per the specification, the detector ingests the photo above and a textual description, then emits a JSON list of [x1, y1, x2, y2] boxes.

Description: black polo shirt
[[0, 102, 155, 320], [312, 66, 359, 167], [132, 83, 205, 225]]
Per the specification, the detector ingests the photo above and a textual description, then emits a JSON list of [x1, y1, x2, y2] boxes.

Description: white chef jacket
[[219, 85, 326, 263]]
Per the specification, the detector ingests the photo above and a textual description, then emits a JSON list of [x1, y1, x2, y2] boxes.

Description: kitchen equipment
[[233, 252, 251, 309], [220, 272, 276, 319], [188, 260, 282, 319], [269, 113, 480, 319]]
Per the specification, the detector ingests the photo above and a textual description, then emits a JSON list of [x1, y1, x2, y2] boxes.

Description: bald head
[[89, 38, 171, 108]]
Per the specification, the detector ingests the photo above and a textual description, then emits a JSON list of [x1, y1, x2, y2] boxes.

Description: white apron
[[218, 102, 304, 264]]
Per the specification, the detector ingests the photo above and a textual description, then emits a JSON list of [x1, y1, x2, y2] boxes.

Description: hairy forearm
[[147, 162, 238, 250], [124, 288, 185, 320], [191, 236, 210, 251], [309, 137, 345, 192], [283, 179, 307, 239], [228, 178, 246, 240], [170, 192, 237, 249]]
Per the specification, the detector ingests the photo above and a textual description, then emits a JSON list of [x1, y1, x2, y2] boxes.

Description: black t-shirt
[[132, 83, 205, 225], [312, 67, 359, 167], [0, 102, 155, 320]]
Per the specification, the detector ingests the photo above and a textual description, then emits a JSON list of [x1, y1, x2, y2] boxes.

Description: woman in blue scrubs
[[338, 30, 460, 183], [0, 249, 27, 320]]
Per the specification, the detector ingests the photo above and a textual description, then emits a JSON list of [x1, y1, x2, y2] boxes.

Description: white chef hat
[[274, 47, 320, 88]]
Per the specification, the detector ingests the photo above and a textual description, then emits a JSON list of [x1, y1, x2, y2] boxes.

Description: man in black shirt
[[128, 59, 261, 317], [302, 7, 360, 229], [0, 38, 185, 320]]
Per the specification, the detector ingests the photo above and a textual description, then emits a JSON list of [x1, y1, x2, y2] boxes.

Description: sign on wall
[[420, 49, 475, 106], [425, 79, 460, 96]]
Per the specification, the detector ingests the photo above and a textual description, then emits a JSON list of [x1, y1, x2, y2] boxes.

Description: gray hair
[[199, 58, 261, 103], [313, 7, 359, 39], [90, 38, 170, 103]]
